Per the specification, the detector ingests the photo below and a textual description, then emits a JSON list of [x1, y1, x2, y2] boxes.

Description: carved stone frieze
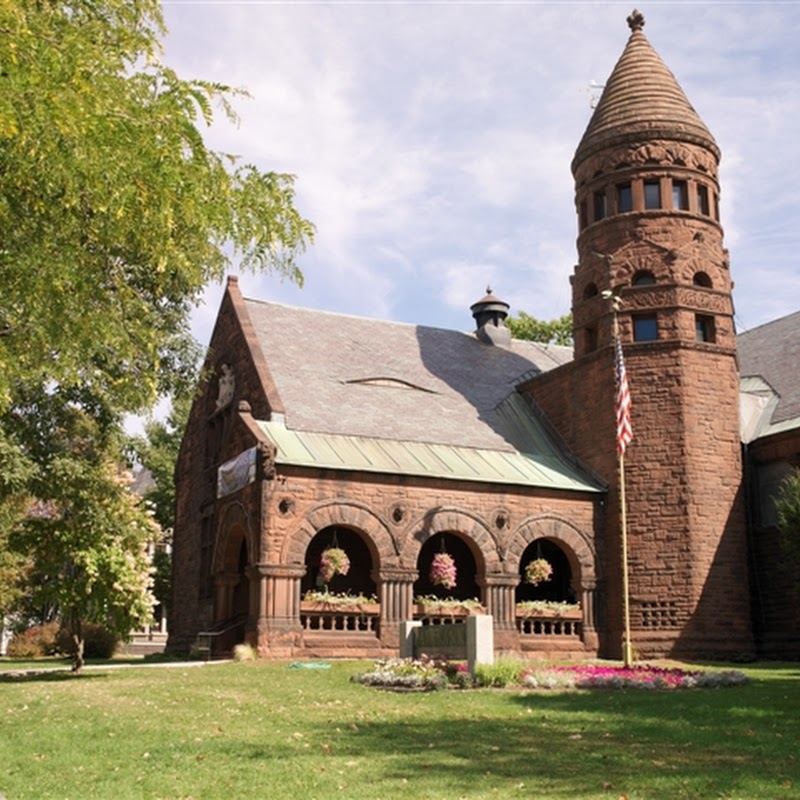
[[576, 139, 718, 184]]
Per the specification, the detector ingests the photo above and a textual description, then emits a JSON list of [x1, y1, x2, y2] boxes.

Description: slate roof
[[573, 11, 718, 169], [738, 310, 800, 439], [242, 298, 602, 492]]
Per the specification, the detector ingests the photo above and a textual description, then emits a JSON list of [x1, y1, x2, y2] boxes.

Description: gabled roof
[[738, 310, 800, 441], [240, 295, 602, 492], [573, 11, 718, 170]]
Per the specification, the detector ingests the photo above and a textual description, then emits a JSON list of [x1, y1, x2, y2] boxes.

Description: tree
[[775, 468, 800, 597], [0, 0, 313, 415], [0, 0, 314, 660], [128, 389, 195, 613], [7, 392, 158, 671], [506, 311, 573, 346]]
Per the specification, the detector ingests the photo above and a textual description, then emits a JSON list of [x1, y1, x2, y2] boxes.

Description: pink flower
[[430, 552, 457, 589], [319, 547, 350, 583]]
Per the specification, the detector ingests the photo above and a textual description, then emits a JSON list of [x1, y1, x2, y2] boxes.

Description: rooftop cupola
[[471, 287, 511, 347]]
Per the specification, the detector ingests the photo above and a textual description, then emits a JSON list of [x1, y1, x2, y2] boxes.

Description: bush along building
[[168, 11, 800, 661]]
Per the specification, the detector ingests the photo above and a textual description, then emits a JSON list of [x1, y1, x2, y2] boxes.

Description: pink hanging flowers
[[319, 547, 350, 583], [525, 557, 553, 586], [430, 552, 457, 589]]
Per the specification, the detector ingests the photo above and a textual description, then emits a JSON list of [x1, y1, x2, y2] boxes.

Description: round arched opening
[[302, 526, 376, 598], [414, 532, 480, 603], [516, 539, 575, 603], [632, 270, 656, 286], [693, 271, 712, 288]]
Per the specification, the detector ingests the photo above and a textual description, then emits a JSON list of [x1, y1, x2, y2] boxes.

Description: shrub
[[473, 658, 525, 688], [6, 622, 61, 659], [56, 624, 119, 660], [233, 643, 256, 662]]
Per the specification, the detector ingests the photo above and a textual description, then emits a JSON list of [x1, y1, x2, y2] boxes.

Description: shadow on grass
[[0, 669, 107, 683], [219, 672, 799, 799]]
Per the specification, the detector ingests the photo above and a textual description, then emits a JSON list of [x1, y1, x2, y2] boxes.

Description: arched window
[[632, 271, 656, 286], [693, 272, 712, 288], [583, 282, 598, 299]]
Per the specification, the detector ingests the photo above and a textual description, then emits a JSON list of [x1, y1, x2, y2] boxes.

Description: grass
[[0, 658, 798, 800]]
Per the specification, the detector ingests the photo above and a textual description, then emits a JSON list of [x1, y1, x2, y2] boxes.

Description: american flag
[[615, 336, 633, 456]]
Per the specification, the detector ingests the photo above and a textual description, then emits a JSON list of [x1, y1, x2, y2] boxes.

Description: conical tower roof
[[572, 9, 719, 172]]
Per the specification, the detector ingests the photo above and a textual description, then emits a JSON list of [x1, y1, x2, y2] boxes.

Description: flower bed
[[351, 658, 749, 692], [521, 663, 749, 690]]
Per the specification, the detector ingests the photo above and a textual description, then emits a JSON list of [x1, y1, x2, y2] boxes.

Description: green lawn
[[0, 659, 797, 800]]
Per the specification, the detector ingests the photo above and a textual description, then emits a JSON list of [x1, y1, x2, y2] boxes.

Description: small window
[[583, 282, 598, 299], [693, 272, 712, 288], [672, 180, 689, 210], [632, 271, 656, 286], [579, 200, 588, 230], [695, 315, 715, 343], [697, 185, 710, 215], [633, 315, 658, 342], [584, 326, 598, 353], [617, 183, 633, 213], [593, 190, 607, 222], [644, 180, 661, 209]]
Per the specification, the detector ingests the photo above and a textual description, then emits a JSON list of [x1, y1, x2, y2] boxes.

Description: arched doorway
[[302, 526, 377, 599], [231, 539, 249, 619], [516, 539, 576, 604], [414, 532, 480, 602]]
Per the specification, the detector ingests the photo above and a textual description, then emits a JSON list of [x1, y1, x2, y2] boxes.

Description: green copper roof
[[258, 394, 602, 493]]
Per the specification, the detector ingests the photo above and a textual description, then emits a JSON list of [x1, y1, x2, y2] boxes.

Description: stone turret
[[571, 8, 733, 360]]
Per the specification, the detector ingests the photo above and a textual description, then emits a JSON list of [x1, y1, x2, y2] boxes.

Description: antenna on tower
[[588, 80, 605, 108]]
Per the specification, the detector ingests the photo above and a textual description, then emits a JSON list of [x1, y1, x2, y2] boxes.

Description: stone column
[[576, 577, 599, 650], [481, 573, 518, 652], [377, 567, 418, 650], [480, 574, 517, 629], [254, 562, 306, 656]]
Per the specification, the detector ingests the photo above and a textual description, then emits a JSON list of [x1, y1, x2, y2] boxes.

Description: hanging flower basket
[[525, 557, 553, 586], [429, 552, 457, 589], [319, 547, 350, 583]]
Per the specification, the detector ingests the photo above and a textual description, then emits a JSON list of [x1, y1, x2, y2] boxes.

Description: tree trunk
[[70, 613, 84, 673]]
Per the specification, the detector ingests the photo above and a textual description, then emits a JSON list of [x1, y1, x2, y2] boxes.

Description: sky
[[159, 1, 800, 351]]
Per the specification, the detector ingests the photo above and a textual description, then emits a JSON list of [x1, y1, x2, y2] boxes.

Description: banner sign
[[217, 446, 258, 498]]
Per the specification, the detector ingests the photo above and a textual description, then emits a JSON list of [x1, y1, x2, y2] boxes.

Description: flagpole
[[618, 449, 633, 668], [611, 301, 634, 668]]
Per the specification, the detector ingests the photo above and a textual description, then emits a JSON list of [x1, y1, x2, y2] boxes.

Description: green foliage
[[128, 390, 193, 533], [6, 395, 158, 670], [472, 657, 525, 688], [56, 623, 119, 660], [775, 468, 800, 592], [0, 430, 35, 614], [506, 311, 573, 345], [0, 0, 313, 414]]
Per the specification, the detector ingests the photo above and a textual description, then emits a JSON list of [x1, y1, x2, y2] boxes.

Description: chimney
[[470, 287, 511, 346]]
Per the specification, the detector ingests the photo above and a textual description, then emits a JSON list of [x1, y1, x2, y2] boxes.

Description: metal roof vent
[[470, 287, 511, 347]]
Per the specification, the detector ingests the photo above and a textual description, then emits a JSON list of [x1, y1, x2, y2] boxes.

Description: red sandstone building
[[168, 11, 800, 661]]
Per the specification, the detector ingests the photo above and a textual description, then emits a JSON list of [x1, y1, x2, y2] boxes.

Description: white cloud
[[161, 1, 800, 346]]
